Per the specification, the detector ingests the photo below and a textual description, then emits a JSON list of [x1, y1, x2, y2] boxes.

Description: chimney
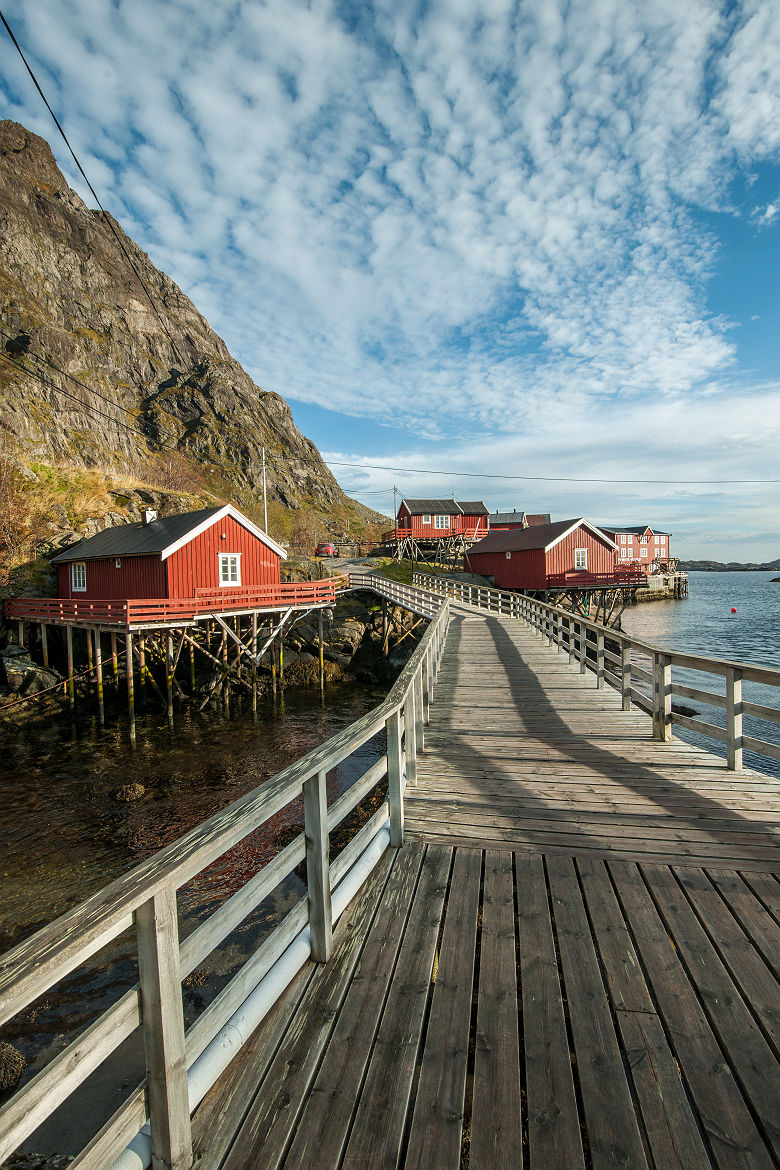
[[142, 508, 158, 526]]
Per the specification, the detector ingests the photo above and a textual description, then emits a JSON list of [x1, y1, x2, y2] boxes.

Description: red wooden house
[[466, 518, 621, 591], [488, 510, 551, 531], [393, 498, 489, 540], [50, 505, 287, 601], [597, 525, 671, 570]]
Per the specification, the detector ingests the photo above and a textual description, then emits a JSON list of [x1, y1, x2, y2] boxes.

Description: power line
[[1, 9, 187, 368], [325, 459, 780, 487]]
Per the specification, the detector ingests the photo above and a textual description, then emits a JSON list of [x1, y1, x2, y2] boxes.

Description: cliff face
[[0, 120, 369, 523]]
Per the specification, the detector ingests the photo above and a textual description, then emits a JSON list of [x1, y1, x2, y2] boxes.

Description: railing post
[[303, 769, 333, 962], [386, 707, 405, 847], [135, 886, 192, 1170], [580, 627, 588, 673], [596, 631, 605, 688], [726, 667, 743, 770], [555, 612, 562, 652], [415, 665, 425, 749], [652, 651, 672, 741], [568, 618, 575, 665], [621, 640, 632, 711], [404, 682, 418, 786]]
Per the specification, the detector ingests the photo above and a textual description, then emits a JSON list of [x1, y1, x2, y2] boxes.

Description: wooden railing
[[3, 578, 346, 628], [414, 572, 780, 772], [381, 522, 487, 543], [0, 580, 448, 1169], [544, 569, 647, 588]]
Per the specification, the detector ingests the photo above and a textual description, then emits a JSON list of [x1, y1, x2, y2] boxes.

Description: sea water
[[619, 570, 780, 776]]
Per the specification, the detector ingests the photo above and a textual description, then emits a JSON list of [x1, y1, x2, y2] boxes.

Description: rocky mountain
[[0, 120, 380, 533]]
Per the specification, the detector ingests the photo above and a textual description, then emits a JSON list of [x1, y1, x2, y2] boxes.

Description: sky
[[1, 0, 779, 560]]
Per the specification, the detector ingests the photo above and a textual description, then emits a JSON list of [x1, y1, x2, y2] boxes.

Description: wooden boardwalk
[[189, 607, 780, 1169], [406, 610, 780, 869]]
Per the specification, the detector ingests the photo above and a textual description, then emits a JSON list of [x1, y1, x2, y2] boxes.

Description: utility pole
[[262, 447, 268, 532]]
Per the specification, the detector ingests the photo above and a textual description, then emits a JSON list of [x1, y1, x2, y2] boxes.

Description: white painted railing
[[414, 572, 780, 772], [0, 582, 449, 1170]]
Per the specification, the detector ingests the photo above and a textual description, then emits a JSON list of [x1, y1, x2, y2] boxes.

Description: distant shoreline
[[678, 561, 780, 573]]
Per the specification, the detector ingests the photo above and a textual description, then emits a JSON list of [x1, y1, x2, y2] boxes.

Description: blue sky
[[1, 0, 779, 559]]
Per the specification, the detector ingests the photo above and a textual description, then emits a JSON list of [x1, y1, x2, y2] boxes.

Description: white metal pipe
[[107, 823, 391, 1170]]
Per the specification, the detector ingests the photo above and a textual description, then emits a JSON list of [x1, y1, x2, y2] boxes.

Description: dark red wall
[[57, 555, 165, 600], [397, 504, 488, 539], [545, 527, 614, 585], [469, 526, 615, 590], [165, 514, 281, 596], [468, 547, 547, 589]]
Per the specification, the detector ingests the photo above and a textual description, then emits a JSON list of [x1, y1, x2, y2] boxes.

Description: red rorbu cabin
[[393, 498, 489, 541], [50, 505, 286, 601], [466, 518, 621, 592], [597, 524, 672, 570]]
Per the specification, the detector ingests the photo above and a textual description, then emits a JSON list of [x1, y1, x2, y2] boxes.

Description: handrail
[[3, 578, 347, 628], [0, 577, 448, 1169], [414, 571, 780, 771]]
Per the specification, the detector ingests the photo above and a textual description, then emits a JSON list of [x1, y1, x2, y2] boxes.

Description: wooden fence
[[414, 572, 780, 772], [0, 579, 448, 1170]]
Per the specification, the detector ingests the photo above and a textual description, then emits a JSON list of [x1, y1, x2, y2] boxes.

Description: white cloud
[[1, 0, 779, 556]]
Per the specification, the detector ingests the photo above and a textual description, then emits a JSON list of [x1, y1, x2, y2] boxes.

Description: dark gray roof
[[400, 498, 488, 515], [468, 518, 614, 555], [490, 510, 527, 524], [598, 524, 670, 536], [51, 507, 224, 563]]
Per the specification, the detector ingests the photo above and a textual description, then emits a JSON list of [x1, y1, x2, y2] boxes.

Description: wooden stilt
[[139, 635, 147, 707], [95, 630, 105, 727], [271, 626, 277, 697], [222, 631, 229, 714], [279, 632, 284, 687], [66, 625, 75, 708], [166, 633, 174, 730], [17, 619, 24, 648], [125, 631, 136, 744], [86, 628, 94, 673], [111, 632, 118, 679], [251, 612, 258, 716], [318, 609, 324, 689], [189, 638, 196, 693], [40, 623, 49, 668]]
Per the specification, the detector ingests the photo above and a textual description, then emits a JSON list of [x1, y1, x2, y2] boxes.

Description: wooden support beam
[[621, 640, 632, 711], [110, 632, 118, 679], [138, 636, 147, 707], [318, 609, 324, 690], [166, 634, 174, 730], [386, 706, 404, 848], [95, 630, 105, 727], [252, 612, 258, 716], [135, 886, 192, 1170], [86, 627, 94, 673], [404, 681, 417, 787], [40, 623, 48, 669], [303, 769, 333, 963], [652, 650, 672, 741], [125, 632, 136, 744], [66, 625, 75, 707], [17, 619, 25, 648], [596, 630, 605, 688], [726, 667, 743, 770]]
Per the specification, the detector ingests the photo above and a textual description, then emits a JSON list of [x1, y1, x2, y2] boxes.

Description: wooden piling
[[17, 619, 24, 648], [66, 625, 75, 708], [40, 623, 49, 669], [166, 633, 174, 730], [86, 628, 94, 673], [318, 609, 324, 689], [111, 632, 118, 679], [94, 630, 105, 727], [251, 612, 258, 716], [139, 636, 147, 707], [189, 638, 196, 694], [125, 631, 136, 743]]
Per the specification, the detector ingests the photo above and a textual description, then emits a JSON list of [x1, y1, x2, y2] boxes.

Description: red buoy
[[731, 607, 737, 613]]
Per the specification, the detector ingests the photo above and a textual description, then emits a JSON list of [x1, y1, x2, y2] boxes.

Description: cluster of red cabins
[[5, 499, 674, 632], [388, 498, 673, 592]]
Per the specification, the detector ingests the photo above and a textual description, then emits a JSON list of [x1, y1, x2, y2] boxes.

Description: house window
[[640, 535, 648, 544], [421, 514, 431, 525], [574, 548, 587, 570], [640, 548, 648, 558], [115, 558, 122, 568], [621, 547, 631, 558], [506, 551, 512, 560], [219, 553, 241, 585], [434, 515, 450, 529], [71, 562, 86, 591]]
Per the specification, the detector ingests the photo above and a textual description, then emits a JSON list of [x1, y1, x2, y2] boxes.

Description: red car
[[315, 542, 338, 557]]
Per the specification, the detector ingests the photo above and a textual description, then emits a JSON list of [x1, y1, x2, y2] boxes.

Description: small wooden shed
[[50, 505, 287, 601], [396, 498, 489, 540], [467, 518, 617, 591]]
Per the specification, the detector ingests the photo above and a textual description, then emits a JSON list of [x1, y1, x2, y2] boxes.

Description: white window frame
[[620, 547, 631, 558], [71, 562, 87, 592], [506, 551, 512, 560], [574, 548, 588, 570], [421, 514, 431, 525], [640, 548, 648, 558], [434, 515, 450, 529], [620, 534, 627, 544], [219, 553, 241, 586]]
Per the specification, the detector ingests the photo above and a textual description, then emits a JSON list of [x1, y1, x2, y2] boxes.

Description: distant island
[[678, 559, 780, 572]]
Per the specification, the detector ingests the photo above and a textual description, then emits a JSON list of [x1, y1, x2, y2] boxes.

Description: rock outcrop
[[0, 121, 378, 528]]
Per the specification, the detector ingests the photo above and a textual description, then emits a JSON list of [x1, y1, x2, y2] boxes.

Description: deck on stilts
[[189, 605, 780, 1169]]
